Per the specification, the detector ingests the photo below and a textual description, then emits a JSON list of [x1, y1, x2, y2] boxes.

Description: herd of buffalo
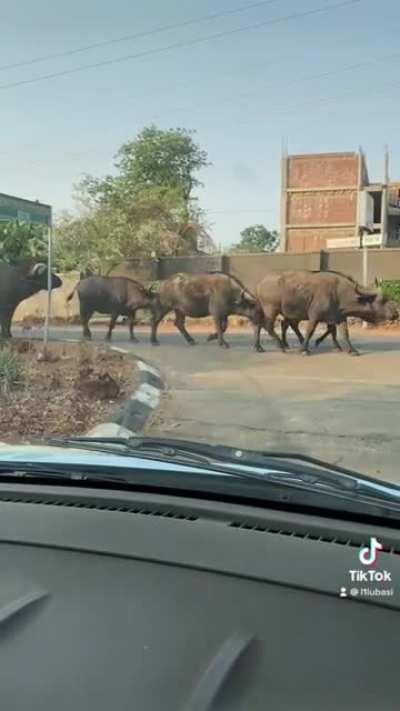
[[1, 261, 398, 355]]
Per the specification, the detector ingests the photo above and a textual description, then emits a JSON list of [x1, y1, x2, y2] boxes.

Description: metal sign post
[[44, 211, 53, 349]]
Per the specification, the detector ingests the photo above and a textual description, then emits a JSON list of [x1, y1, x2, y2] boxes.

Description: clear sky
[[1, 0, 399, 247]]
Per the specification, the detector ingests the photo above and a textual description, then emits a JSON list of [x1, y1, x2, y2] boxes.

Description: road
[[32, 323, 400, 483]]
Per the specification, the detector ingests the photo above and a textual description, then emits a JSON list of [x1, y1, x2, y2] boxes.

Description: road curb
[[86, 348, 165, 439]]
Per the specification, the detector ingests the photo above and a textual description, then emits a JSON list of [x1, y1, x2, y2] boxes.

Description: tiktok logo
[[358, 537, 383, 566]]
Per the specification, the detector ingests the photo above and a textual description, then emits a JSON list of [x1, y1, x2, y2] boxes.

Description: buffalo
[[280, 319, 343, 351], [67, 276, 153, 341], [0, 262, 62, 340], [150, 271, 263, 348], [255, 270, 398, 355]]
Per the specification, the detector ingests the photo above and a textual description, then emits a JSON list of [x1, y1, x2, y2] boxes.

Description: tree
[[81, 125, 209, 208], [55, 186, 201, 274], [56, 125, 209, 272], [0, 220, 47, 265], [231, 224, 279, 253]]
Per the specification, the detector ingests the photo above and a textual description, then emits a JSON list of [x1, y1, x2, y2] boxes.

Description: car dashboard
[[1, 481, 399, 711]]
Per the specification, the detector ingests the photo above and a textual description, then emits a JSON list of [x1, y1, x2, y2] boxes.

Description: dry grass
[[0, 341, 136, 441]]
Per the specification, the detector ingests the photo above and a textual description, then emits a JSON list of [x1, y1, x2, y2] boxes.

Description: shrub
[[0, 349, 24, 394], [378, 279, 400, 305]]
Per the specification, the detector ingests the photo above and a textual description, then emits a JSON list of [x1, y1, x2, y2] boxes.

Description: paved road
[[32, 324, 400, 483]]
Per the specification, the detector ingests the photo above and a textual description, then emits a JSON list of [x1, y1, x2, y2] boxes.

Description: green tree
[[56, 125, 209, 271], [55, 186, 201, 274], [231, 224, 279, 253], [82, 125, 209, 207], [0, 220, 47, 265]]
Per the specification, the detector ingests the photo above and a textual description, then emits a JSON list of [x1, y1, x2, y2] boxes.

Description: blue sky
[[1, 0, 399, 246]]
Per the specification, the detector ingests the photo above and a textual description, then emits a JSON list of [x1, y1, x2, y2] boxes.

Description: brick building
[[280, 150, 400, 252]]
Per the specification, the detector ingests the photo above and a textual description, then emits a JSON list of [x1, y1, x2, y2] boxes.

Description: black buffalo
[[67, 276, 153, 341], [0, 262, 62, 339]]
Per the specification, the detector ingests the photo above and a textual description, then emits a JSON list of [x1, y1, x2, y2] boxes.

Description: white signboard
[[362, 233, 382, 247], [327, 233, 383, 249]]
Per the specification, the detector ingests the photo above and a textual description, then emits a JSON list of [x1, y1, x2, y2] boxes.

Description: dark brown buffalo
[[0, 262, 62, 339], [67, 276, 152, 341], [255, 270, 398, 355], [280, 319, 343, 351], [279, 271, 359, 351], [150, 272, 263, 348]]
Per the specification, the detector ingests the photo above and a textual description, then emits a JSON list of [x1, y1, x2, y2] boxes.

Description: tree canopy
[[56, 125, 210, 272], [0, 220, 47, 265], [231, 224, 279, 253]]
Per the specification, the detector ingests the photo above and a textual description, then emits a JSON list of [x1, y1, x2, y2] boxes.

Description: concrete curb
[[86, 348, 165, 439]]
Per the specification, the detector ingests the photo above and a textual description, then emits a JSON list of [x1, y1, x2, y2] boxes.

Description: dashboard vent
[[228, 521, 400, 555], [0, 495, 198, 521]]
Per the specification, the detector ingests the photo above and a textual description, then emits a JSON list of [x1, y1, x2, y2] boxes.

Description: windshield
[[1, 0, 400, 502]]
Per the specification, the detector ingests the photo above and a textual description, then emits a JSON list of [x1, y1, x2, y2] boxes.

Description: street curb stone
[[86, 349, 165, 439]]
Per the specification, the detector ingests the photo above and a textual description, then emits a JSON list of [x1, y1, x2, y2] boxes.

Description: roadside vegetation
[[54, 125, 210, 274], [379, 279, 400, 305], [0, 220, 47, 265]]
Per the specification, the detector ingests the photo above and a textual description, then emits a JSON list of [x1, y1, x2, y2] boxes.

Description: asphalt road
[[28, 323, 400, 483]]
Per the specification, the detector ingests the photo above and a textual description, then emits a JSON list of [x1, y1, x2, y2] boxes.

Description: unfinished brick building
[[280, 150, 400, 252]]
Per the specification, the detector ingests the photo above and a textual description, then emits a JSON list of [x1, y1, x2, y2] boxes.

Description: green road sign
[[0, 192, 51, 225]]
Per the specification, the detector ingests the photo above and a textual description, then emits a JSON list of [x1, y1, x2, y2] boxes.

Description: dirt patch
[[0, 341, 136, 441]]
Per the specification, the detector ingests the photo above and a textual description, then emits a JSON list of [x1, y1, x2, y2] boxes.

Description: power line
[[144, 59, 373, 123], [2, 53, 386, 168], [0, 0, 363, 92], [0, 0, 281, 73]]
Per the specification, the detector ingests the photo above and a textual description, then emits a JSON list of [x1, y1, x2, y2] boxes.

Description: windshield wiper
[[2, 439, 399, 522], [48, 435, 400, 506], [0, 462, 131, 485]]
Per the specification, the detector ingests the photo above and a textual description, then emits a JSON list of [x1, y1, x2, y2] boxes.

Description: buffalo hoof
[[300, 350, 310, 356], [254, 346, 265, 353], [219, 342, 230, 349], [349, 350, 360, 357], [187, 340, 196, 346]]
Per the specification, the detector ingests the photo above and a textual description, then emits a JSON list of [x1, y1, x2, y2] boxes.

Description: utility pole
[[381, 145, 389, 248], [43, 208, 53, 352], [280, 137, 288, 253]]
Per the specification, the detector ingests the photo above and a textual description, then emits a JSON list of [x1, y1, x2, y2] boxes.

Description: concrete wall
[[227, 252, 321, 290], [107, 259, 158, 284], [11, 251, 400, 323], [159, 255, 223, 278]]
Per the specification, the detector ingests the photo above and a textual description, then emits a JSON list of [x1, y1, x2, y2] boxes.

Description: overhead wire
[[0, 0, 282, 73], [0, 0, 363, 91]]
